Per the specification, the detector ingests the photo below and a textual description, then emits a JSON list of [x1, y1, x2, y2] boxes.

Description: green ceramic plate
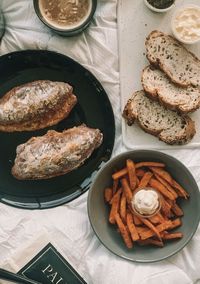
[[88, 150, 200, 262]]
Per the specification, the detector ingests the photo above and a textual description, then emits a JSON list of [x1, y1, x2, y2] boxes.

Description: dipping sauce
[[173, 6, 200, 43], [132, 188, 160, 216], [39, 0, 92, 30]]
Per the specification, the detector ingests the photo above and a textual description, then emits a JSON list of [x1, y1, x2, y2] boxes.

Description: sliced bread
[[123, 90, 195, 145], [142, 65, 200, 113], [145, 30, 200, 87]]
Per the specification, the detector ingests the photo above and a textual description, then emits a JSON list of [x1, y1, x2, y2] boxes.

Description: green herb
[[147, 0, 174, 9]]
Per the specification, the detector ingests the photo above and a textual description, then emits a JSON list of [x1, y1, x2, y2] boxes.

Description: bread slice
[[0, 80, 77, 132], [145, 30, 200, 87], [12, 125, 103, 180], [142, 66, 200, 113], [123, 90, 195, 145]]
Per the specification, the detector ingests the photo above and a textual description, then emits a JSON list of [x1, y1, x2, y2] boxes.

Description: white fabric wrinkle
[[167, 231, 200, 282], [94, 2, 117, 28], [65, 190, 88, 208], [40, 206, 90, 244], [49, 228, 94, 268], [94, 16, 117, 29], [0, 29, 50, 54], [86, 33, 118, 66], [3, 1, 37, 31], [83, 64, 119, 86], [0, 214, 31, 235], [81, 234, 102, 256], [81, 32, 94, 65], [89, 27, 118, 54], [140, 269, 192, 284], [48, 35, 93, 66]]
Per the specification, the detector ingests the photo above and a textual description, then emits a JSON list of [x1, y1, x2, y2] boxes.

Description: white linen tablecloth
[[0, 0, 200, 283]]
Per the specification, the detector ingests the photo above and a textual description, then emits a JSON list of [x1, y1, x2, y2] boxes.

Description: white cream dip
[[173, 6, 200, 43], [132, 189, 159, 216]]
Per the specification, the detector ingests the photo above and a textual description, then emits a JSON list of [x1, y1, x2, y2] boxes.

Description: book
[[18, 243, 87, 284]]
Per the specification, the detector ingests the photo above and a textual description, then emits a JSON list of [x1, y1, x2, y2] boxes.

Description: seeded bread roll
[[0, 80, 77, 132], [142, 66, 200, 113], [145, 30, 200, 87], [12, 125, 103, 180], [123, 91, 195, 145]]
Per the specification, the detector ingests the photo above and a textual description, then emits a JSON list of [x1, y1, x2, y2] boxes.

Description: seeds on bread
[[0, 80, 77, 132], [142, 65, 200, 113], [123, 90, 195, 145], [145, 30, 200, 87], [12, 125, 103, 180]]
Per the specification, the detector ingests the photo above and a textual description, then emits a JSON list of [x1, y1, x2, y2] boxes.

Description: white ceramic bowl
[[171, 5, 200, 45], [131, 187, 162, 218], [144, 0, 175, 13]]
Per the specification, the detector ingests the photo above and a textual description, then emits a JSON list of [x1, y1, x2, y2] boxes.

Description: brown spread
[[39, 0, 91, 29]]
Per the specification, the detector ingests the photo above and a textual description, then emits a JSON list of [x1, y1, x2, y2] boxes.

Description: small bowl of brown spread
[[144, 0, 175, 13], [34, 0, 97, 36]]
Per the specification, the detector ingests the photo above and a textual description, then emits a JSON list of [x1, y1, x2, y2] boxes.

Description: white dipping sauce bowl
[[171, 5, 200, 45]]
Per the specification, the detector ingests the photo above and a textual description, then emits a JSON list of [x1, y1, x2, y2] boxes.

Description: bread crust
[[0, 80, 77, 132], [141, 66, 200, 114], [123, 98, 136, 126], [123, 91, 196, 145], [145, 30, 200, 87], [12, 125, 103, 180]]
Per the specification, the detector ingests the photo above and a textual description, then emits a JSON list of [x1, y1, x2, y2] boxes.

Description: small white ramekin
[[131, 187, 162, 218], [144, 0, 175, 13], [171, 5, 200, 45]]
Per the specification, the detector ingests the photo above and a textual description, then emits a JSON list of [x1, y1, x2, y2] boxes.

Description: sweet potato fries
[[104, 159, 189, 248]]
